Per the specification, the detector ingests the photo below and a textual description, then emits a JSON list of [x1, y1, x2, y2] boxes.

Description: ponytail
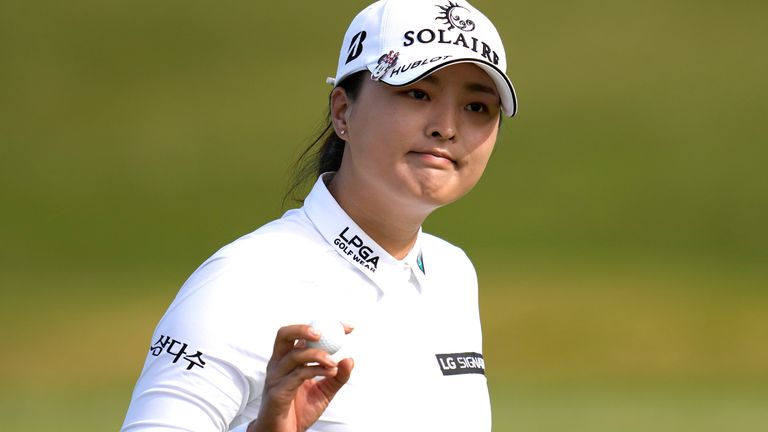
[[284, 71, 367, 205]]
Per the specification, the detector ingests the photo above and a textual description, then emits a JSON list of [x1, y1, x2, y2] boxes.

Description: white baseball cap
[[328, 0, 517, 117]]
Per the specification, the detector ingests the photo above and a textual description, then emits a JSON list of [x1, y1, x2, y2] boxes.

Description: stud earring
[[339, 130, 346, 135]]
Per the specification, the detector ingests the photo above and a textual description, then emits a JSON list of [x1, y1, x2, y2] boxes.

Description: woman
[[122, 0, 517, 431]]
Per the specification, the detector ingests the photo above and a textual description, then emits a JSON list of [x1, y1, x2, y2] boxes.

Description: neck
[[327, 172, 432, 260]]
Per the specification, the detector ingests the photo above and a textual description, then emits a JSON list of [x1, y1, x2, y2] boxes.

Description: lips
[[411, 148, 456, 165]]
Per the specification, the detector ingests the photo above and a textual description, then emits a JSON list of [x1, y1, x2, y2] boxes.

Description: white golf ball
[[306, 319, 345, 354]]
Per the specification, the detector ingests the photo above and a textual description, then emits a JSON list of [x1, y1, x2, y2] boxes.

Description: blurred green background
[[1, 0, 766, 430]]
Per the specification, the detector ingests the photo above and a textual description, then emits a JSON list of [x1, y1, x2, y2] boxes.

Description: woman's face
[[333, 63, 501, 213]]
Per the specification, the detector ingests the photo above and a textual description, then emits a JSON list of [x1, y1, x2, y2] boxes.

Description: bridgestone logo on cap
[[346, 31, 367, 64]]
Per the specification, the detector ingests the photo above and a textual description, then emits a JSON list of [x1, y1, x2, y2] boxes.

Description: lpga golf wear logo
[[334, 227, 380, 272], [436, 352, 485, 376]]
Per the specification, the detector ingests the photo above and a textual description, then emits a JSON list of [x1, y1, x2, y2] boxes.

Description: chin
[[412, 182, 469, 210], [395, 169, 476, 210]]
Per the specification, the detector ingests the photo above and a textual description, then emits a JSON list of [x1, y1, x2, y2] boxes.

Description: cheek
[[459, 135, 497, 188], [466, 131, 497, 170], [464, 153, 492, 187], [359, 122, 419, 162]]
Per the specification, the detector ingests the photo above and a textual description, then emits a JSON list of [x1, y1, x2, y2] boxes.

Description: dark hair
[[284, 71, 368, 205]]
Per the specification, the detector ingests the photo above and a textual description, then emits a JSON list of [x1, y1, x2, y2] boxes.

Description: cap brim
[[370, 58, 517, 117]]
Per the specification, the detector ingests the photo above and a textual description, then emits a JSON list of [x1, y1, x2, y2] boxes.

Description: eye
[[406, 89, 430, 100], [466, 102, 488, 113]]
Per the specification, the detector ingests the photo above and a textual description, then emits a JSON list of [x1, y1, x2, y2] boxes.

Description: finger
[[316, 357, 354, 398], [272, 348, 337, 377], [271, 324, 320, 359], [341, 322, 354, 335], [334, 358, 354, 385], [279, 364, 340, 395]]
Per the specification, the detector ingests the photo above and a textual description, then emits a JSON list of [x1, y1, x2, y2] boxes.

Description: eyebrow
[[421, 75, 498, 97], [465, 82, 498, 97]]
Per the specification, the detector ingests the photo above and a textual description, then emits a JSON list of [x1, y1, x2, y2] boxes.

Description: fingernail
[[308, 326, 321, 338]]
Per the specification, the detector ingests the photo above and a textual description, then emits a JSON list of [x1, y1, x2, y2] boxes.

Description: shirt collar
[[303, 173, 427, 291]]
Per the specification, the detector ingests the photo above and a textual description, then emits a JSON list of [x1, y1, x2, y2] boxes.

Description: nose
[[427, 106, 457, 141], [431, 128, 455, 140]]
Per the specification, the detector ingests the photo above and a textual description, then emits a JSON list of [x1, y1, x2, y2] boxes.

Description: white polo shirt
[[122, 174, 491, 432]]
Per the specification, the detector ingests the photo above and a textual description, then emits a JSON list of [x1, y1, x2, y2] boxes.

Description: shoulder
[[168, 209, 330, 307], [152, 209, 334, 364], [216, 208, 329, 260]]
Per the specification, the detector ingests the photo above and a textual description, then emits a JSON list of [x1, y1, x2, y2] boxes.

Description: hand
[[248, 324, 354, 432]]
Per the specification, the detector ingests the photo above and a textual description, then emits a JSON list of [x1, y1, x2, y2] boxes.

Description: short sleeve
[[121, 254, 276, 432]]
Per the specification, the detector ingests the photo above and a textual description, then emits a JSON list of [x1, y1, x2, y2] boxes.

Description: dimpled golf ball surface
[[306, 319, 345, 354]]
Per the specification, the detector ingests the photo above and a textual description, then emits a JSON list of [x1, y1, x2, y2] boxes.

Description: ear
[[330, 87, 352, 138]]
